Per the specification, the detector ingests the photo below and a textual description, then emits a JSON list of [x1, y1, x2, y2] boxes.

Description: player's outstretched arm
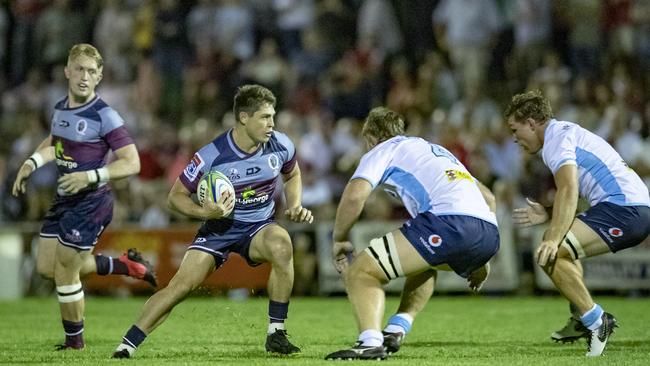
[[512, 198, 550, 227], [12, 135, 54, 196], [168, 178, 234, 220]]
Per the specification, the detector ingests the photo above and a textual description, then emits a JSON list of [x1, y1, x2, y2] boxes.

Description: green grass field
[[1, 296, 648, 365]]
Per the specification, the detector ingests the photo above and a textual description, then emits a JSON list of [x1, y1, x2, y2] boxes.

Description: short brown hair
[[68, 44, 103, 70], [362, 107, 405, 142], [504, 90, 553, 123], [233, 84, 276, 122]]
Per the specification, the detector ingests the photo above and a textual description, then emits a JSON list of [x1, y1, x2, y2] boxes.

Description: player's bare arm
[[57, 143, 141, 195], [331, 178, 373, 273], [12, 135, 54, 196], [281, 163, 313, 224], [535, 164, 579, 266], [475, 180, 496, 213], [512, 198, 550, 227], [168, 178, 234, 220]]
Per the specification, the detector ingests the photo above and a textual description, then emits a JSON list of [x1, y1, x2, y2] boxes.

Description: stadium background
[[0, 0, 649, 300]]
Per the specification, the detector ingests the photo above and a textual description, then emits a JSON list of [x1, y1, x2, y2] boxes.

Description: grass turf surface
[[1, 296, 649, 365]]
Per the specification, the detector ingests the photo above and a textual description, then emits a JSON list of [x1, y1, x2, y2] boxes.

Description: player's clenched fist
[[284, 205, 313, 223]]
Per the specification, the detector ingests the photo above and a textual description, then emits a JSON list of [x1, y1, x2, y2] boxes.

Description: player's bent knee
[[265, 239, 293, 263]]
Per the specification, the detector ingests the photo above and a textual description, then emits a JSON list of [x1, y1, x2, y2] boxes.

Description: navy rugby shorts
[[399, 212, 500, 278], [577, 202, 650, 252], [40, 186, 113, 250], [189, 218, 276, 267]]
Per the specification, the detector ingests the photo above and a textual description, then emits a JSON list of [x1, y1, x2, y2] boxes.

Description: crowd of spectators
[[1, 0, 649, 237]]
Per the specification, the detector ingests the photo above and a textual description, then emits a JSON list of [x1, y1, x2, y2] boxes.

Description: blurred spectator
[[34, 0, 88, 72], [94, 0, 135, 82], [433, 0, 504, 91]]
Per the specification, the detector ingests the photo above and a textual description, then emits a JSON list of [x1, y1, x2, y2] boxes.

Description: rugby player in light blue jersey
[[507, 90, 650, 356], [11, 44, 156, 351], [113, 84, 313, 359], [325, 107, 499, 360]]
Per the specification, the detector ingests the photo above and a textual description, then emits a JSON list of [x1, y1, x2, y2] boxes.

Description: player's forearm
[[283, 174, 303, 209], [168, 191, 205, 220], [332, 194, 365, 242], [103, 157, 141, 180], [545, 185, 578, 244], [24, 137, 54, 170], [476, 180, 496, 213]]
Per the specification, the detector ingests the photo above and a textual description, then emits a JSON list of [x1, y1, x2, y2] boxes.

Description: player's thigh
[[168, 250, 217, 291], [248, 224, 291, 264], [36, 236, 59, 277], [558, 219, 611, 260], [357, 229, 433, 282]]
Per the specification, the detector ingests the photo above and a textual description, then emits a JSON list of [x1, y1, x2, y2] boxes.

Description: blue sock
[[580, 304, 604, 331], [384, 313, 413, 334]]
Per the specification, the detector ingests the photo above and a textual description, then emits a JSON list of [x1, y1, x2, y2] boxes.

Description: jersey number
[[430, 144, 459, 165]]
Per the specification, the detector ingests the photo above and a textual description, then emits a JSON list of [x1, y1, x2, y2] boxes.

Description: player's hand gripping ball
[[197, 171, 235, 214]]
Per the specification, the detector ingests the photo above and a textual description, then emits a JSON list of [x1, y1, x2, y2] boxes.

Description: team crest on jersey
[[428, 234, 443, 247], [608, 227, 624, 238], [268, 154, 280, 170], [228, 168, 241, 181], [184, 153, 204, 181], [76, 119, 87, 135]]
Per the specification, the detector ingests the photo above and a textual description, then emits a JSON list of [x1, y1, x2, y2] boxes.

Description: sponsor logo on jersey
[[59, 120, 70, 127], [241, 187, 256, 200], [246, 166, 261, 176], [268, 154, 280, 170], [184, 153, 204, 181], [228, 168, 240, 181], [236, 194, 270, 205], [54, 139, 78, 168], [194, 237, 207, 243], [608, 227, 624, 238], [445, 169, 474, 183], [76, 119, 87, 135]]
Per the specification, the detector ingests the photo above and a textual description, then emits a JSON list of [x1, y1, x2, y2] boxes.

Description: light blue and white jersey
[[351, 135, 497, 225], [542, 119, 650, 207], [180, 129, 297, 223]]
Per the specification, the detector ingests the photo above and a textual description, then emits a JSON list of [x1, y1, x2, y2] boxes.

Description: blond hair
[[67, 44, 104, 70], [362, 107, 405, 143]]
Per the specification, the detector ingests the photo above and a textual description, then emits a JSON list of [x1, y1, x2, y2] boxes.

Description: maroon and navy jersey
[[50, 96, 133, 195], [180, 129, 297, 223]]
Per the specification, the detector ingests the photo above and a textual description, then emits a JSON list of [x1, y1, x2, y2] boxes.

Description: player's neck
[[232, 128, 260, 153], [67, 92, 96, 108]]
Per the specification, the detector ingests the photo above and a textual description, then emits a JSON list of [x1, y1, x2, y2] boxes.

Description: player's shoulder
[[270, 130, 294, 148]]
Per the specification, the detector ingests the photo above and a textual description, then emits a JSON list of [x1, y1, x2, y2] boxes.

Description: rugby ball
[[197, 171, 235, 209]]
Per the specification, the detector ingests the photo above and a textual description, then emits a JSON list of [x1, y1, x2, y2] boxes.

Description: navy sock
[[269, 300, 289, 324], [95, 255, 128, 276], [62, 319, 84, 347], [123, 325, 147, 349]]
